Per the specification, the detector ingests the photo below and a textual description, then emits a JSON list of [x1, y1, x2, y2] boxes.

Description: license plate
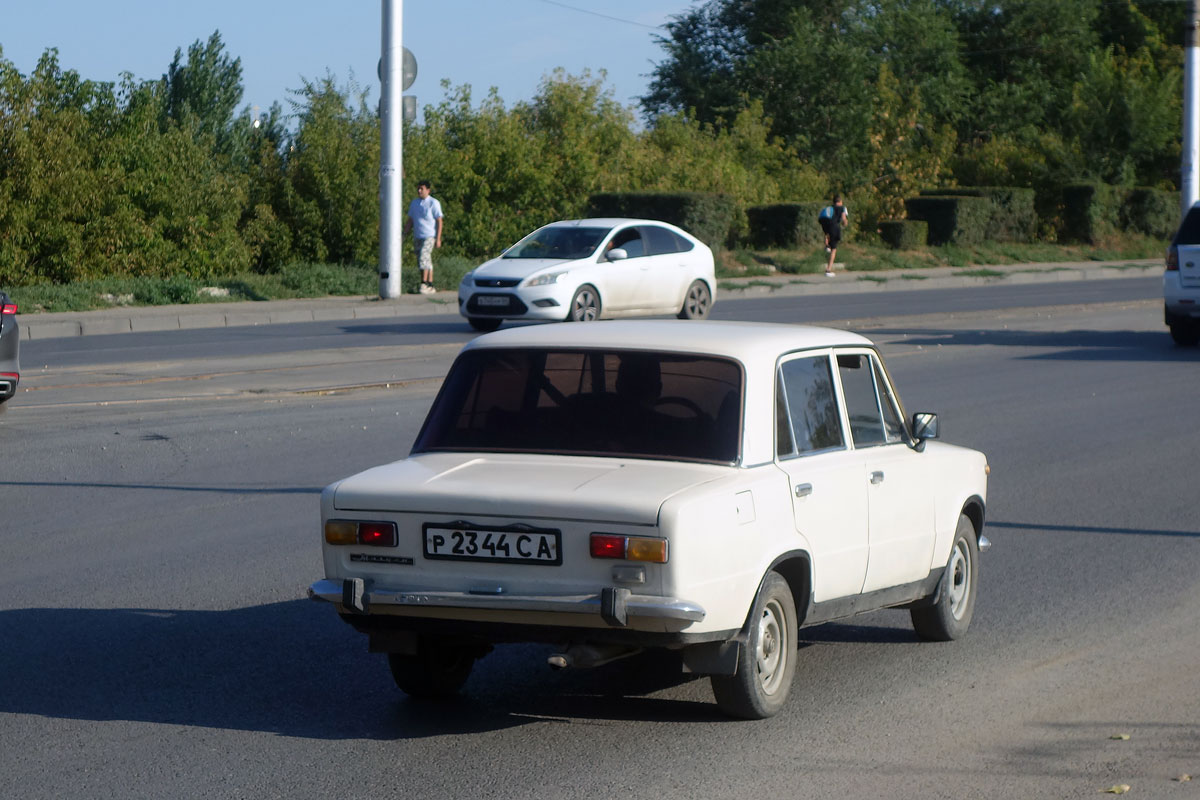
[[423, 524, 561, 565], [476, 295, 509, 306]]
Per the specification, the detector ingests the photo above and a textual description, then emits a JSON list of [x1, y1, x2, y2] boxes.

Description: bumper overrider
[[308, 578, 705, 629]]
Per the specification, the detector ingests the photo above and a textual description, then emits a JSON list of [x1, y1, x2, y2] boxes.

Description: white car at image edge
[[457, 218, 716, 332], [309, 320, 989, 719], [1165, 203, 1200, 345]]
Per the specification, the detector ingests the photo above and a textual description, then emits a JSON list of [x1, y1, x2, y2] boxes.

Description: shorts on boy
[[414, 237, 435, 272]]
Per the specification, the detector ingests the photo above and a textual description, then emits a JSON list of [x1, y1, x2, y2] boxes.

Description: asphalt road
[[1, 279, 1197, 800]]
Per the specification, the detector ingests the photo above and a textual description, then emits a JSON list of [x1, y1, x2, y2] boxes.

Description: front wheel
[[387, 638, 479, 698], [566, 284, 601, 322], [911, 514, 979, 641], [677, 280, 712, 319], [710, 571, 797, 719]]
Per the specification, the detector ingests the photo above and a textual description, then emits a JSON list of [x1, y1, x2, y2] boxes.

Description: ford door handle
[[869, 471, 884, 485], [794, 483, 813, 498]]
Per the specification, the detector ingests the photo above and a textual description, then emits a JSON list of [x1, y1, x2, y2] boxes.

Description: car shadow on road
[[867, 327, 1200, 361], [988, 520, 1199, 539], [0, 602, 728, 740]]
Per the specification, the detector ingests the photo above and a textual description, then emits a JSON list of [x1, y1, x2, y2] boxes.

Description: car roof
[[462, 320, 874, 360], [541, 218, 685, 230]]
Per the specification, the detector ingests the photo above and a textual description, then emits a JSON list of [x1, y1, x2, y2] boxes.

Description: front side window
[[776, 355, 844, 458], [608, 227, 645, 258], [415, 348, 742, 463], [836, 352, 905, 448]]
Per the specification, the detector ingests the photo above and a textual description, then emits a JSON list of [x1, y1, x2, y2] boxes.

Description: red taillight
[[358, 522, 397, 547], [590, 534, 626, 559], [0, 302, 16, 315], [1167, 246, 1179, 271], [589, 533, 668, 563]]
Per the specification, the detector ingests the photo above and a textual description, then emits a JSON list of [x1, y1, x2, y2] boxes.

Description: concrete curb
[[18, 259, 1161, 341]]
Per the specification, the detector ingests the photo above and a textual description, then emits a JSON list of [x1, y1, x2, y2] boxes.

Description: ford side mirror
[[606, 248, 628, 261], [912, 412, 939, 442]]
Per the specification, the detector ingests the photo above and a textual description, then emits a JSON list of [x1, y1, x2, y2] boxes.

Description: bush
[[1058, 183, 1122, 243], [586, 192, 738, 250], [1120, 187, 1177, 240], [903, 196, 990, 245], [918, 187, 1035, 242], [746, 202, 831, 248], [878, 220, 928, 249]]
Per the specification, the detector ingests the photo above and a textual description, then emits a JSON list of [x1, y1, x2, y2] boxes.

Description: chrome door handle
[[794, 483, 813, 498], [869, 471, 884, 484]]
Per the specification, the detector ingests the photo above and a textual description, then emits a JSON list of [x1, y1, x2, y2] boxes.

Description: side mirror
[[911, 412, 939, 441], [606, 248, 628, 261]]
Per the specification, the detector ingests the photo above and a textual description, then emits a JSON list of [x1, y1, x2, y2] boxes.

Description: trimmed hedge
[[903, 195, 991, 245], [586, 192, 739, 250], [746, 202, 832, 248], [1058, 183, 1122, 243], [918, 187, 1035, 242], [1120, 187, 1177, 240], [878, 219, 928, 250]]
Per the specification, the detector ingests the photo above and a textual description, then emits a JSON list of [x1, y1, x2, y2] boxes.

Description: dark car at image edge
[[0, 292, 20, 405]]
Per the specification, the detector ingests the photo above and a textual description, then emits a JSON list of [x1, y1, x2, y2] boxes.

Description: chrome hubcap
[[755, 599, 787, 694], [946, 540, 971, 619]]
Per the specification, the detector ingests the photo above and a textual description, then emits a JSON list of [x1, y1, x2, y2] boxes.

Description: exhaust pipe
[[547, 644, 642, 670]]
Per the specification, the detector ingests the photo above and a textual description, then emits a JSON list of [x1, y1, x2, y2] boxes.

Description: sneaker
[[825, 270, 835, 277], [420, 283, 436, 294]]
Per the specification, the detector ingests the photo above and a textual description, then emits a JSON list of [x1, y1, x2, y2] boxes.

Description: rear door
[[775, 352, 868, 601]]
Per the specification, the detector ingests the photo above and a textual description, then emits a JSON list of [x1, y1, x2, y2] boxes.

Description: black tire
[[387, 638, 478, 698], [1169, 322, 1200, 346], [677, 280, 712, 320], [566, 285, 601, 322], [710, 571, 798, 719], [467, 317, 502, 332], [911, 514, 979, 641]]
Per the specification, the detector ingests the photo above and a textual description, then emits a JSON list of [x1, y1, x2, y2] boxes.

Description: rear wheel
[[566, 285, 601, 322], [467, 317, 502, 332], [710, 571, 797, 719], [911, 514, 979, 641], [677, 280, 712, 319], [387, 638, 479, 698], [1169, 321, 1200, 346]]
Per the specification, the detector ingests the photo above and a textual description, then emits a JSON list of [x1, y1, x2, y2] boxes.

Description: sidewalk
[[18, 259, 1162, 341]]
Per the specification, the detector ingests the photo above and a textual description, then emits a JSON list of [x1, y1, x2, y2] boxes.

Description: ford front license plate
[[422, 524, 561, 565], [477, 296, 508, 306]]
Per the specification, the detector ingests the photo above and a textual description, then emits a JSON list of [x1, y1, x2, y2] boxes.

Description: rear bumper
[[0, 374, 17, 399], [308, 578, 706, 628], [1164, 271, 1200, 318]]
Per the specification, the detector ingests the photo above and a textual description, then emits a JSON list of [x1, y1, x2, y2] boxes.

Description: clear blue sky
[[1, 1, 695, 122]]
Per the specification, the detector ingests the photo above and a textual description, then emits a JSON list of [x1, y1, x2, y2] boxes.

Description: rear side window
[[1174, 207, 1200, 245], [777, 355, 844, 458], [643, 225, 694, 255], [415, 348, 743, 463]]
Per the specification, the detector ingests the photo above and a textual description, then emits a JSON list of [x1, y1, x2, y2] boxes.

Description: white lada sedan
[[309, 321, 989, 719]]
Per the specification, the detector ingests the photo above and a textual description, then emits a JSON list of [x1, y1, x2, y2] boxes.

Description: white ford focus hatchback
[[310, 321, 989, 719], [457, 219, 716, 332]]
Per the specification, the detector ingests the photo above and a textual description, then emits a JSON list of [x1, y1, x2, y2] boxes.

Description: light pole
[[379, 0, 403, 299], [1183, 0, 1199, 217]]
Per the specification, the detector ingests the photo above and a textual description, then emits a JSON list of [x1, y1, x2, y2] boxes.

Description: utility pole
[[1183, 0, 1200, 217], [379, 0, 403, 299]]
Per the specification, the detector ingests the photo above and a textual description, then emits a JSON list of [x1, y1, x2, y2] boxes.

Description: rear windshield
[[502, 227, 609, 260], [414, 348, 743, 463], [1174, 207, 1200, 245]]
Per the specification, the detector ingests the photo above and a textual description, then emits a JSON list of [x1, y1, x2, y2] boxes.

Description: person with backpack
[[819, 195, 848, 276]]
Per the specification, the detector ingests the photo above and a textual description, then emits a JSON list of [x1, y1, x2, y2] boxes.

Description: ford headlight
[[525, 271, 568, 287], [459, 270, 475, 285]]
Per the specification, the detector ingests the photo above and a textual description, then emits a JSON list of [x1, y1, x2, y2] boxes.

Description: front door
[[834, 351, 935, 592]]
